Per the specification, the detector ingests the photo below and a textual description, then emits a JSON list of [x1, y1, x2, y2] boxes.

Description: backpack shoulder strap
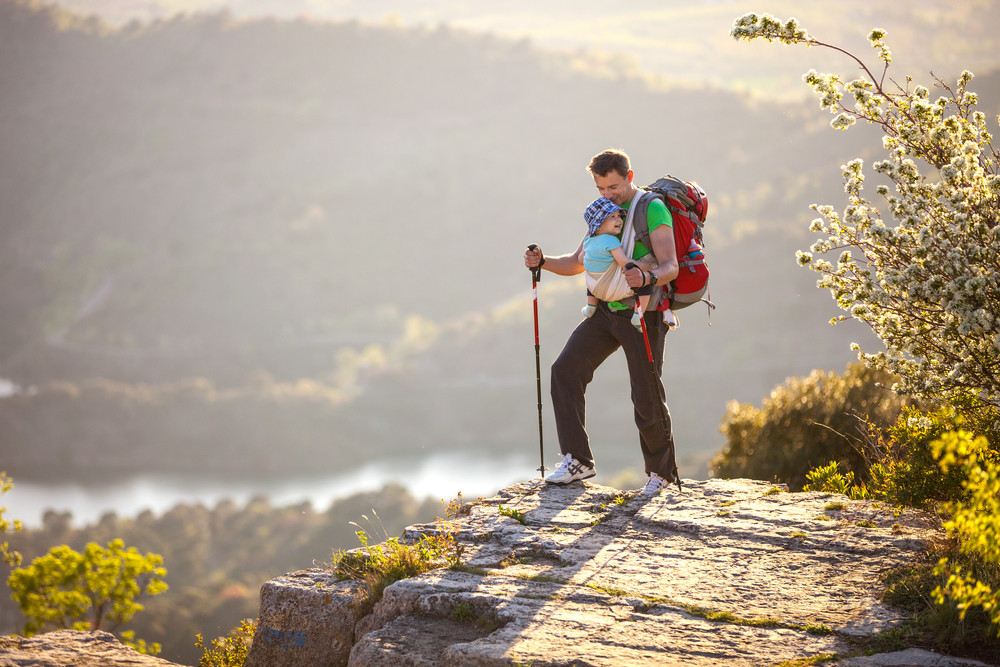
[[631, 190, 659, 251], [630, 190, 665, 310]]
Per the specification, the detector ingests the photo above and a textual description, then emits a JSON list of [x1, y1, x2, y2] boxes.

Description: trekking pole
[[626, 263, 682, 492], [527, 244, 546, 478]]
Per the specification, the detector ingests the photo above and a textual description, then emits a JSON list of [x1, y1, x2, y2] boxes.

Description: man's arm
[[625, 224, 678, 289], [524, 238, 586, 276], [647, 223, 679, 285]]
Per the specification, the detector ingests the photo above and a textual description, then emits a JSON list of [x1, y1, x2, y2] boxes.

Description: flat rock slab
[[249, 478, 994, 666], [833, 648, 993, 666], [0, 630, 185, 667]]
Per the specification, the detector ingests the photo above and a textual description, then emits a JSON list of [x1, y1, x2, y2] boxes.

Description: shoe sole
[[545, 471, 596, 485]]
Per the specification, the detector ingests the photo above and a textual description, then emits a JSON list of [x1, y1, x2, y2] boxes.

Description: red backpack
[[632, 175, 713, 316]]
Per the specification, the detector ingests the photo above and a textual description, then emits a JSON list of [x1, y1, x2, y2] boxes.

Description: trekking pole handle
[[527, 244, 542, 282], [625, 262, 645, 288]]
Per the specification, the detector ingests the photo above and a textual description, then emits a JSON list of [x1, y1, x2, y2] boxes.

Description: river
[[3, 451, 534, 528]]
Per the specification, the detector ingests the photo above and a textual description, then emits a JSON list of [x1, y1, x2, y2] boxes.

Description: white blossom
[[832, 113, 856, 130], [735, 16, 1000, 408]]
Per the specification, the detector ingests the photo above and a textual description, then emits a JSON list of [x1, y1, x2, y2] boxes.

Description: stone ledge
[[0, 630, 185, 667], [246, 478, 994, 666]]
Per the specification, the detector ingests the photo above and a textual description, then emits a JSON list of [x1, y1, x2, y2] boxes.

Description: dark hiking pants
[[550, 304, 677, 480]]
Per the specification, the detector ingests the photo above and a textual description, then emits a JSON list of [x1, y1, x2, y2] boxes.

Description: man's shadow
[[384, 476, 671, 662]]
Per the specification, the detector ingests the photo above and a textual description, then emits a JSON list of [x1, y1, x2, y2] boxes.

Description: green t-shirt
[[606, 196, 673, 309]]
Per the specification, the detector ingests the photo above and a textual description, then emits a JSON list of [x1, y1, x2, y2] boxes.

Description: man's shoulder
[[643, 192, 669, 211], [640, 192, 672, 227]]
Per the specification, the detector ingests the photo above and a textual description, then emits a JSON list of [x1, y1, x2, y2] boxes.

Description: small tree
[[7, 538, 168, 651], [732, 13, 1000, 411], [1, 472, 22, 567]]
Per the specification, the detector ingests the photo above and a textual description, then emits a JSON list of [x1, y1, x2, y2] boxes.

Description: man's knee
[[551, 352, 574, 387], [552, 348, 595, 390]]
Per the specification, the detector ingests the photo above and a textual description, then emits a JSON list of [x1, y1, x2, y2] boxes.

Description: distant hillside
[[0, 0, 871, 380], [31, 0, 1000, 100], [2, 0, 999, 479]]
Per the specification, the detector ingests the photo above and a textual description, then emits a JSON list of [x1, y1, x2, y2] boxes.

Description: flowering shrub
[[732, 13, 1000, 410]]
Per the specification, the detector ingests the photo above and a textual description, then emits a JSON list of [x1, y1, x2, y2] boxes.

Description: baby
[[581, 197, 655, 330]]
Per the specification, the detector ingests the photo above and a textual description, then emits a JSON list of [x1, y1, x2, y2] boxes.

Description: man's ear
[[626, 170, 634, 183]]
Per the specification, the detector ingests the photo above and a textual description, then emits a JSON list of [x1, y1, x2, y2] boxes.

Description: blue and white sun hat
[[584, 197, 625, 236]]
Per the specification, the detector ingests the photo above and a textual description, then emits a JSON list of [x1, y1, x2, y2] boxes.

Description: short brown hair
[[587, 149, 631, 178]]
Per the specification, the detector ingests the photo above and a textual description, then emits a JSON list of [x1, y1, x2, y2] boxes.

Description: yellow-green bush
[[932, 431, 1000, 637], [195, 618, 256, 667], [712, 362, 908, 490], [865, 406, 998, 507], [1, 472, 21, 567], [331, 523, 456, 618], [807, 419, 1000, 653], [802, 405, 999, 508]]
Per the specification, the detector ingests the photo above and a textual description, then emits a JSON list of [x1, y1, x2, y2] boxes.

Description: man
[[523, 149, 680, 495]]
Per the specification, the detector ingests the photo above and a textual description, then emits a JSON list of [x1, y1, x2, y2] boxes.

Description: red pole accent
[[532, 281, 540, 346]]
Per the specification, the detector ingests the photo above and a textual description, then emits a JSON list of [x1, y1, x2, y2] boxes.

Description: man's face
[[593, 169, 634, 206]]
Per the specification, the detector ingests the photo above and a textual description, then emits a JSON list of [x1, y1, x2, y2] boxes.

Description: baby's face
[[597, 210, 624, 235]]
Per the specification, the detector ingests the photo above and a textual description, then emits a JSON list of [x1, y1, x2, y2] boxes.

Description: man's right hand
[[524, 245, 543, 269]]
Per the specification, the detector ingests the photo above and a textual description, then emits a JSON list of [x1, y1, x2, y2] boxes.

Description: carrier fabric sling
[[584, 189, 642, 302]]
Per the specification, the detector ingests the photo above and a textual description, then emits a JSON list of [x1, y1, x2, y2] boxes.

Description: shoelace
[[554, 453, 574, 472]]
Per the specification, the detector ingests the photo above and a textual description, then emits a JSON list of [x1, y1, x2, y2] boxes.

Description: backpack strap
[[631, 190, 656, 250], [623, 191, 664, 310]]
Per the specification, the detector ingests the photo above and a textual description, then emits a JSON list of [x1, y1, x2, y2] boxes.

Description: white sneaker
[[545, 453, 596, 485], [663, 310, 679, 329], [640, 472, 668, 495]]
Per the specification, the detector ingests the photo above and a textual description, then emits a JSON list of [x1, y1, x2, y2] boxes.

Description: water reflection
[[5, 451, 534, 527]]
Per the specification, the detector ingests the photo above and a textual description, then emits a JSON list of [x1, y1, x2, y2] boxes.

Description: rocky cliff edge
[[3, 478, 995, 666], [246, 478, 993, 667]]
